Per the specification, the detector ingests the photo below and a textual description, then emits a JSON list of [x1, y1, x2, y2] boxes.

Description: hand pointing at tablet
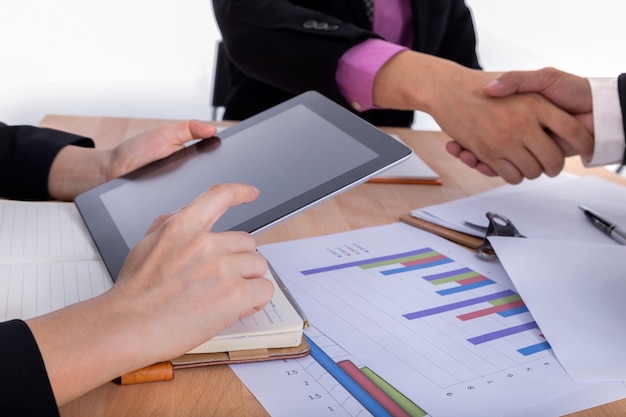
[[25, 183, 274, 407]]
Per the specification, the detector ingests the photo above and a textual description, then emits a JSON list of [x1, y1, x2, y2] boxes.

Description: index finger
[[183, 183, 260, 231]]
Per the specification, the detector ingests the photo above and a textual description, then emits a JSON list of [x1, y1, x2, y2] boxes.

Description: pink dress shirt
[[336, 0, 413, 112]]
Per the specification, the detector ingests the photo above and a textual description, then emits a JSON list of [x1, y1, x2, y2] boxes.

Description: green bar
[[430, 271, 479, 285], [360, 367, 427, 417], [489, 294, 522, 306], [360, 251, 440, 269]]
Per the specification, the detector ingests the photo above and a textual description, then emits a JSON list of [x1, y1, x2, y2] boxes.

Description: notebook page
[[0, 200, 110, 320], [0, 200, 99, 264], [0, 260, 113, 320]]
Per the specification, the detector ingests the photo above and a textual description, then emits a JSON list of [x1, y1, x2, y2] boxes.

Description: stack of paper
[[409, 174, 626, 383], [410, 175, 626, 243]]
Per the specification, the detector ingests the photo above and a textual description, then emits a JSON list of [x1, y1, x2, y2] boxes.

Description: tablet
[[75, 91, 412, 280]]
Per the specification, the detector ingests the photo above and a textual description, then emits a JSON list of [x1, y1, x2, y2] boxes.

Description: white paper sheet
[[236, 223, 626, 416], [489, 236, 626, 382], [411, 175, 626, 243]]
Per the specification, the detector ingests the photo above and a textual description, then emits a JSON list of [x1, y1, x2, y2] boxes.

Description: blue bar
[[498, 305, 529, 317], [381, 258, 453, 275], [517, 341, 552, 356], [436, 279, 494, 295], [305, 335, 392, 417]]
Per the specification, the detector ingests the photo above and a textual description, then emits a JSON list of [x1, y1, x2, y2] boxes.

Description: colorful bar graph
[[422, 267, 495, 295], [337, 360, 411, 417], [360, 367, 427, 417], [307, 334, 428, 417], [305, 335, 393, 417], [301, 248, 435, 275], [380, 256, 453, 275], [403, 290, 517, 320], [457, 299, 526, 321], [300, 247, 549, 361]]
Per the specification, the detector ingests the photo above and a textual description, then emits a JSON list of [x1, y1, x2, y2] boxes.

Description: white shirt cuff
[[586, 77, 625, 166]]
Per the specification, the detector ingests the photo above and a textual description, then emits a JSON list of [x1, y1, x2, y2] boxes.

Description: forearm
[[26, 290, 145, 406], [0, 125, 93, 200], [372, 50, 471, 112], [47, 145, 109, 201]]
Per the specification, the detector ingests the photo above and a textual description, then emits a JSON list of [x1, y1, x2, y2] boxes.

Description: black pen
[[578, 205, 626, 245]]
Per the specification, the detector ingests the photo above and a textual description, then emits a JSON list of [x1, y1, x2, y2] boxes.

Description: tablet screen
[[100, 104, 377, 249], [75, 91, 412, 280]]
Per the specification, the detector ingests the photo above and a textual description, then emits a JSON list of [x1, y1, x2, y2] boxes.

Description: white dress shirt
[[587, 77, 625, 166]]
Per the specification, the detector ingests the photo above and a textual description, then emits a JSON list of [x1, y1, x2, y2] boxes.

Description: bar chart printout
[[232, 325, 427, 417], [253, 223, 626, 417]]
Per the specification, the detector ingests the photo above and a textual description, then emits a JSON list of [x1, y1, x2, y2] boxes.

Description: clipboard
[[399, 213, 483, 249]]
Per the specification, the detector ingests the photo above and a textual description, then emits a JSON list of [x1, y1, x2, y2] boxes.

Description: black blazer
[[213, 0, 480, 127], [0, 320, 60, 416], [618, 74, 626, 164], [0, 124, 93, 200]]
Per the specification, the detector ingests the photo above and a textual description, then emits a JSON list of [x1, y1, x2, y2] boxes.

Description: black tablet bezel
[[75, 91, 412, 281]]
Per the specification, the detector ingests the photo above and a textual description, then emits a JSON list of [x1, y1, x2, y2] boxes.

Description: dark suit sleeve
[[212, 0, 380, 106], [212, 0, 479, 126], [0, 124, 94, 200], [0, 320, 60, 417], [432, 0, 481, 69], [617, 74, 626, 164]]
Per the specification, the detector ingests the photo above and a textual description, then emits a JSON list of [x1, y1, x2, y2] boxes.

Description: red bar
[[457, 275, 487, 285], [457, 299, 526, 321], [337, 360, 410, 417], [402, 253, 447, 267]]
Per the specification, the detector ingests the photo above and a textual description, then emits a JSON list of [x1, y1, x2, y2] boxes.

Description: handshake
[[436, 67, 616, 184]]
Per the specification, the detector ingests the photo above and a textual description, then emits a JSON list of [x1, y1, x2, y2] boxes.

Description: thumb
[[483, 78, 518, 97], [483, 71, 549, 97]]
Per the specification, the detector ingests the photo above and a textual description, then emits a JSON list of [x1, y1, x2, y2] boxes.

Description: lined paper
[[0, 200, 112, 320]]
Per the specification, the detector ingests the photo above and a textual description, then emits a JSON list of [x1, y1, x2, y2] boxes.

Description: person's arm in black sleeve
[[0, 319, 60, 417], [435, 0, 481, 69], [0, 124, 94, 200], [212, 0, 378, 106]]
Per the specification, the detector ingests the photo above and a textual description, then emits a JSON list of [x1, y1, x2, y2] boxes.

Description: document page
[[236, 223, 626, 417]]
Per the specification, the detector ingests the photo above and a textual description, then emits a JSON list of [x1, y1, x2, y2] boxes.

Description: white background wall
[[1, 0, 625, 126]]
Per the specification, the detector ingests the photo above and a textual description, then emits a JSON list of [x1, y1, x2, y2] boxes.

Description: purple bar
[[403, 290, 517, 320], [468, 321, 539, 345], [423, 267, 472, 281], [301, 248, 432, 275]]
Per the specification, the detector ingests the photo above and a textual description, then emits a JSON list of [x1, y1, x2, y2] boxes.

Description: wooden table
[[38, 115, 626, 417]]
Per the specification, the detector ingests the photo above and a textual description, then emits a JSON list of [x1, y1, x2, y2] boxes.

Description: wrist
[[372, 50, 462, 113], [26, 290, 146, 405], [48, 146, 109, 200]]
